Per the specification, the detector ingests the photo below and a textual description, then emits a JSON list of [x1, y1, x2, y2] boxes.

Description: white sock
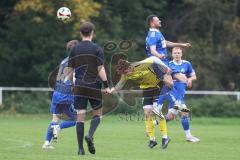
[[150, 137, 156, 141], [44, 141, 50, 145], [185, 130, 191, 138], [162, 135, 168, 139]]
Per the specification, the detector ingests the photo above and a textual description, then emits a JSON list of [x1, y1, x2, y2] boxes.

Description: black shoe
[[85, 136, 95, 154], [161, 138, 171, 149], [148, 140, 157, 149], [78, 148, 85, 155]]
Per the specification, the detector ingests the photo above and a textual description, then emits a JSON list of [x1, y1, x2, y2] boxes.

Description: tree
[[0, 0, 101, 86]]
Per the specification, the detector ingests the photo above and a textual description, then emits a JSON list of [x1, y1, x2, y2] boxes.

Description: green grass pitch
[[0, 114, 240, 160]]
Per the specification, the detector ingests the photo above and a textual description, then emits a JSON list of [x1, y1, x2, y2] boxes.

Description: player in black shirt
[[68, 22, 110, 155]]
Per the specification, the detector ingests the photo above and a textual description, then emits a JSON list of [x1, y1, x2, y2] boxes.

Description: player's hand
[[165, 67, 172, 74], [182, 43, 191, 48], [110, 87, 116, 94], [186, 79, 192, 88], [158, 54, 165, 59], [103, 87, 111, 95]]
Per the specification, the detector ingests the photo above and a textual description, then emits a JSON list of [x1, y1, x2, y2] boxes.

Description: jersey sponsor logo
[[161, 40, 166, 48]]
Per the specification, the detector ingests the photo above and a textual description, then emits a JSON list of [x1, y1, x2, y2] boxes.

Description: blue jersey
[[169, 60, 195, 82], [145, 28, 168, 63], [53, 57, 73, 104], [169, 60, 196, 104]]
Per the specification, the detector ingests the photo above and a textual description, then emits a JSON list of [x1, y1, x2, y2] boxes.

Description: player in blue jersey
[[145, 15, 191, 87], [42, 40, 79, 149], [145, 15, 192, 139], [157, 47, 200, 142]]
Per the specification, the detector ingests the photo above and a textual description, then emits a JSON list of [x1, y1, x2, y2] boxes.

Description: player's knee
[[92, 108, 102, 117], [167, 113, 175, 120], [181, 112, 189, 117], [143, 108, 152, 115], [52, 115, 61, 123], [144, 112, 152, 120]]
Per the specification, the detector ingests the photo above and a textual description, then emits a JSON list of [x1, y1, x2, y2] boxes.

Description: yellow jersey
[[121, 58, 162, 89]]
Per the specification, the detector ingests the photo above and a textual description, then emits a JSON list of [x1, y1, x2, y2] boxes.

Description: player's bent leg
[[59, 120, 76, 133], [180, 112, 200, 143], [59, 104, 77, 130]]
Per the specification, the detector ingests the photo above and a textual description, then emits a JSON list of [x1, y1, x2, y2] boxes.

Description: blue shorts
[[50, 91, 76, 120], [158, 81, 186, 109], [158, 86, 176, 109], [173, 81, 186, 104]]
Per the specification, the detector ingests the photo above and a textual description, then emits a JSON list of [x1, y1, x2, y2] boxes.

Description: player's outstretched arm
[[98, 65, 108, 82], [166, 41, 191, 48], [66, 67, 74, 91], [110, 76, 127, 94]]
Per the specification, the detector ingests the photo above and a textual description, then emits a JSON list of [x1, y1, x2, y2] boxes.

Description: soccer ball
[[57, 7, 71, 21]]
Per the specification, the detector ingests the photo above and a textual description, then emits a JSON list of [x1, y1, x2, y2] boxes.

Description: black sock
[[76, 122, 84, 150], [88, 115, 101, 139]]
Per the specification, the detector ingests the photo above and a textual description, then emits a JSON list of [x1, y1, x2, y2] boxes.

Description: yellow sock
[[145, 116, 155, 140], [158, 117, 168, 138]]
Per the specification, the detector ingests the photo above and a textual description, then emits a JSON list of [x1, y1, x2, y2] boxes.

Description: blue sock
[[181, 116, 190, 131], [45, 122, 58, 142], [59, 120, 76, 129]]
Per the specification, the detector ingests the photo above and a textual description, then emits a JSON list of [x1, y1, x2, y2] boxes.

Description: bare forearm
[[98, 65, 108, 81], [188, 75, 197, 81], [174, 73, 188, 83], [66, 67, 74, 85], [150, 46, 165, 59], [166, 41, 191, 48], [151, 49, 162, 58], [112, 77, 126, 92]]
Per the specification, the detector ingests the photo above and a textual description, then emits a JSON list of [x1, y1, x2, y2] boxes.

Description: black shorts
[[74, 83, 102, 110], [142, 87, 160, 106]]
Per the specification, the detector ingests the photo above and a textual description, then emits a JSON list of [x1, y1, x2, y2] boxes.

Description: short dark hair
[[146, 15, 157, 26], [79, 22, 95, 37]]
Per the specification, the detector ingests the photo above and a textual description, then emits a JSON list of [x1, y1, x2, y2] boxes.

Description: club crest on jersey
[[181, 68, 185, 73]]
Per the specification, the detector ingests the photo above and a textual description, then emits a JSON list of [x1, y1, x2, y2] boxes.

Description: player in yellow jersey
[[110, 56, 171, 149]]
